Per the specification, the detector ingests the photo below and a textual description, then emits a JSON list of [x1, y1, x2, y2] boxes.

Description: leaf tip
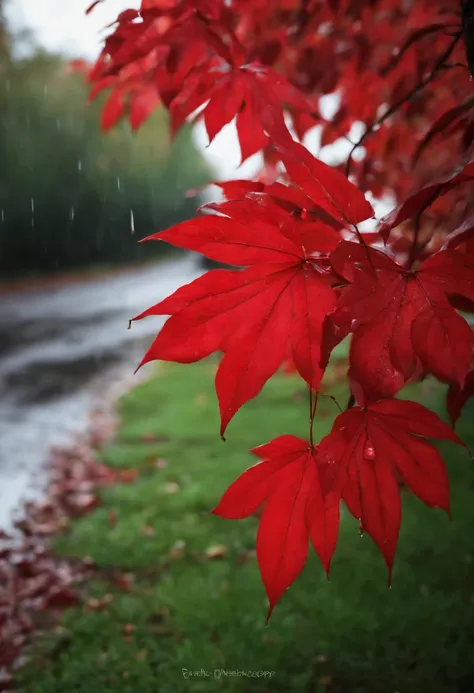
[[265, 604, 275, 625]]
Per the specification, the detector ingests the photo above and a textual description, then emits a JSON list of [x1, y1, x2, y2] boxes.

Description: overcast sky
[[5, 0, 137, 60]]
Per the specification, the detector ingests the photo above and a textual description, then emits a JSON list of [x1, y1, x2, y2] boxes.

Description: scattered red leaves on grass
[[0, 408, 137, 686]]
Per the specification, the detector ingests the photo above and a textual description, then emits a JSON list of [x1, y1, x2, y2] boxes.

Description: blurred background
[[0, 0, 226, 527], [2, 5, 474, 693]]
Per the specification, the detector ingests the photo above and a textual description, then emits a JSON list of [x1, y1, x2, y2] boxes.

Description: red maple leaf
[[276, 139, 375, 226], [317, 399, 465, 580], [85, 0, 474, 607], [208, 179, 346, 230], [326, 241, 474, 400], [170, 61, 319, 162], [132, 194, 345, 435], [212, 435, 339, 618], [379, 156, 474, 241]]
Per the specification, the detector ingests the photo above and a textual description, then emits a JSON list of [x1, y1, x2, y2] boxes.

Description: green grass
[[17, 361, 474, 693]]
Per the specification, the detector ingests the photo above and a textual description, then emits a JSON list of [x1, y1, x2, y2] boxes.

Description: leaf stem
[[308, 387, 319, 446]]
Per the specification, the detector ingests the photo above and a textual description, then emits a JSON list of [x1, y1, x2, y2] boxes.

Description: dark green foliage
[[0, 52, 210, 276]]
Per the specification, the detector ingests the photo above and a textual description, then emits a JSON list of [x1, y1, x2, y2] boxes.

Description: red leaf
[[236, 99, 269, 164], [257, 462, 310, 620], [329, 242, 474, 399], [134, 196, 337, 434], [414, 97, 474, 163], [213, 435, 305, 518], [318, 399, 464, 579], [443, 214, 474, 251], [101, 90, 125, 131], [44, 587, 79, 610], [276, 140, 374, 226], [213, 435, 340, 616], [129, 85, 160, 130], [204, 78, 244, 144], [411, 305, 473, 388], [380, 156, 474, 240], [170, 61, 315, 153]]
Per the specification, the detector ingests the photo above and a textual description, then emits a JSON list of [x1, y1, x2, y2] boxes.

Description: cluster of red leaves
[[0, 411, 138, 688], [86, 0, 474, 616]]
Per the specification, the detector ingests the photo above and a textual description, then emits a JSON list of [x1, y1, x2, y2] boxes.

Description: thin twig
[[319, 393, 343, 413], [407, 185, 443, 268], [345, 32, 462, 178]]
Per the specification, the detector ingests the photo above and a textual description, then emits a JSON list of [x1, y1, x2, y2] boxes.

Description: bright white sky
[[6, 0, 137, 61]]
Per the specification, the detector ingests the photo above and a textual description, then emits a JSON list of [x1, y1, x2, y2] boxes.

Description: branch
[[345, 32, 462, 178], [462, 0, 474, 77]]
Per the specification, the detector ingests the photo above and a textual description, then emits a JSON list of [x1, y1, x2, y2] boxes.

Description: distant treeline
[[0, 49, 211, 277]]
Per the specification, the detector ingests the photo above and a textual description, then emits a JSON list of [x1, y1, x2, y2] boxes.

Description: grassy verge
[[17, 361, 474, 693]]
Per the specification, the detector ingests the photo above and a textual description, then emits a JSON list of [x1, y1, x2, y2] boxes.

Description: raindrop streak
[[117, 177, 121, 191], [70, 207, 75, 221], [363, 439, 376, 460], [130, 210, 135, 234], [56, 119, 61, 130], [30, 198, 35, 213], [44, 84, 48, 97], [77, 160, 82, 172], [1, 209, 4, 223]]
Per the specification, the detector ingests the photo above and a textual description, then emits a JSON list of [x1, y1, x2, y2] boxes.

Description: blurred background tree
[[0, 2, 210, 277]]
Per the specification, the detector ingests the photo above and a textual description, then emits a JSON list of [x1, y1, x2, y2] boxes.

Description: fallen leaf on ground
[[154, 458, 168, 469], [169, 540, 186, 559], [205, 544, 228, 559]]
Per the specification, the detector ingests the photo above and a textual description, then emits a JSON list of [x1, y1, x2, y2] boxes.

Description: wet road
[[0, 256, 202, 528]]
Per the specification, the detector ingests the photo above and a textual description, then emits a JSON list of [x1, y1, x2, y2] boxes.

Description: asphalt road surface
[[0, 256, 202, 528]]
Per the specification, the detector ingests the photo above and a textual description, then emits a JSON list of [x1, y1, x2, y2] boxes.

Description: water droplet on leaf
[[363, 439, 375, 460]]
